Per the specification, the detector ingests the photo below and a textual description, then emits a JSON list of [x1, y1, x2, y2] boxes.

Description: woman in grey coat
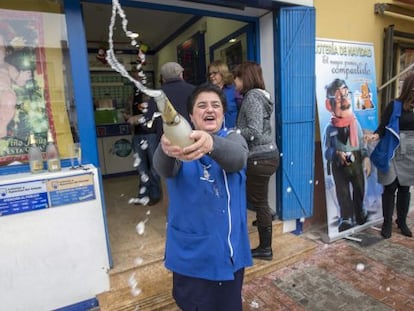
[[233, 61, 280, 260]]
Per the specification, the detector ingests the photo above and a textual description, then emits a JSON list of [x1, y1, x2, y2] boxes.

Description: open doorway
[[80, 1, 251, 273]]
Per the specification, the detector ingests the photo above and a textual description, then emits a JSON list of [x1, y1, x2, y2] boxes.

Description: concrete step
[[97, 220, 317, 311]]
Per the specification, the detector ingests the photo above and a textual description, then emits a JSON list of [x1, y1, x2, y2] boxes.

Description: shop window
[[177, 32, 206, 85], [210, 26, 248, 71], [396, 46, 414, 95], [0, 0, 77, 169]]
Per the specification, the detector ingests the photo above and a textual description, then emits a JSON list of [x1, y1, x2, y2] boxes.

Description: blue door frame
[[0, 1, 316, 221]]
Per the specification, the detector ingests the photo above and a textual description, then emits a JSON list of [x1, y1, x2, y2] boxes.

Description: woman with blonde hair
[[208, 60, 241, 128]]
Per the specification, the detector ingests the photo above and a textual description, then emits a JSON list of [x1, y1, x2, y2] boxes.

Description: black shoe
[[338, 220, 353, 232], [396, 219, 412, 237], [357, 213, 369, 226], [148, 197, 161, 206], [251, 246, 273, 260], [381, 223, 392, 239]]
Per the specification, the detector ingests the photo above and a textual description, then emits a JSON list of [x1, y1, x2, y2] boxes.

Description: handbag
[[370, 100, 401, 173]]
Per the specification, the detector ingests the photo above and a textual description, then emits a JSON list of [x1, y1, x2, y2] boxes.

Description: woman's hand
[[161, 131, 214, 161], [160, 135, 184, 159], [364, 133, 379, 142]]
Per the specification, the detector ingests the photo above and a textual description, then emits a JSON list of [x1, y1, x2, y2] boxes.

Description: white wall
[[0, 167, 110, 310], [259, 12, 278, 217]]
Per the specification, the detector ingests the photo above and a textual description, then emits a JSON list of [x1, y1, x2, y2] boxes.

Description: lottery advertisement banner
[[315, 38, 383, 241]]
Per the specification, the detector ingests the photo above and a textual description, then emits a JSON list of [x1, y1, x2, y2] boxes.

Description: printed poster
[[315, 38, 383, 241], [0, 9, 53, 164]]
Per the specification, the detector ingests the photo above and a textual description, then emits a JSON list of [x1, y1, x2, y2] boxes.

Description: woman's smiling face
[[190, 91, 224, 134]]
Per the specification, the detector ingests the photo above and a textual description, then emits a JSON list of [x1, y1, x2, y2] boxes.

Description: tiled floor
[[242, 213, 414, 311], [102, 176, 414, 310]]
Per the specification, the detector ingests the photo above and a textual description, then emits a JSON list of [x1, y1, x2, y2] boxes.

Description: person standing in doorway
[[126, 69, 162, 206], [233, 61, 280, 261], [368, 72, 414, 239], [208, 60, 241, 129], [155, 61, 195, 124], [154, 83, 252, 311]]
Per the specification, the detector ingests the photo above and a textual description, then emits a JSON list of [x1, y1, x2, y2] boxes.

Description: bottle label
[[30, 160, 44, 173], [48, 159, 61, 172]]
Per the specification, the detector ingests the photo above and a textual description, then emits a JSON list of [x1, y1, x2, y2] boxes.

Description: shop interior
[[80, 2, 252, 273]]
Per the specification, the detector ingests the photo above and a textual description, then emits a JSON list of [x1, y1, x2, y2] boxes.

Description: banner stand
[[320, 219, 383, 244]]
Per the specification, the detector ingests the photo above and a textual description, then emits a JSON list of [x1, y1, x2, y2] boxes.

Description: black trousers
[[172, 269, 244, 311], [332, 151, 366, 224], [247, 158, 279, 227]]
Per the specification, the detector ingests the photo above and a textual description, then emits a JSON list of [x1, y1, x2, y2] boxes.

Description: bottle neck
[[161, 98, 180, 125]]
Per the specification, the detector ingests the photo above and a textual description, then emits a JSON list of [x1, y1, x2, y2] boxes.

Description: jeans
[[247, 157, 279, 227], [132, 133, 161, 201]]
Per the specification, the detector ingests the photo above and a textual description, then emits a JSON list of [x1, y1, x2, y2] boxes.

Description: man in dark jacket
[[155, 62, 195, 124]]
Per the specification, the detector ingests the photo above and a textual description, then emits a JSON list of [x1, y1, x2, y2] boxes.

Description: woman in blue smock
[[153, 83, 252, 311]]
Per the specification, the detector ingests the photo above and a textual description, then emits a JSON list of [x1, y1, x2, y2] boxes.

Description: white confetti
[[141, 173, 149, 183], [133, 153, 141, 167], [250, 300, 259, 309], [356, 263, 365, 272], [128, 273, 138, 288], [136, 221, 146, 235], [140, 140, 148, 150], [134, 257, 144, 266], [138, 116, 146, 124], [131, 287, 142, 297]]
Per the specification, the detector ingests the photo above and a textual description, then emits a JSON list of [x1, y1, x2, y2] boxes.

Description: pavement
[[241, 210, 414, 311]]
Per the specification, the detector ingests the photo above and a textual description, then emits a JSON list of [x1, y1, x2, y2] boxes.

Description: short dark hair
[[187, 83, 227, 114]]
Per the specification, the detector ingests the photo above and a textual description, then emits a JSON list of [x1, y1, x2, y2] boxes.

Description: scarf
[[330, 115, 358, 147]]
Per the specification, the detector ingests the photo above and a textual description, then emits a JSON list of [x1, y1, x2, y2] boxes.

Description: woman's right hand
[[160, 135, 185, 159], [369, 133, 379, 141], [364, 133, 379, 142]]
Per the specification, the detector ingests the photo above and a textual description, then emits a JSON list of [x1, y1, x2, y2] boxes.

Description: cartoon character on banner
[[323, 78, 371, 232]]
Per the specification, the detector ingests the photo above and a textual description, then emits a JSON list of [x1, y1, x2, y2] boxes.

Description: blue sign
[[0, 181, 49, 216]]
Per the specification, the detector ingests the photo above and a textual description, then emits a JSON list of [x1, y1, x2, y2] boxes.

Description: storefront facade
[[0, 0, 316, 309]]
